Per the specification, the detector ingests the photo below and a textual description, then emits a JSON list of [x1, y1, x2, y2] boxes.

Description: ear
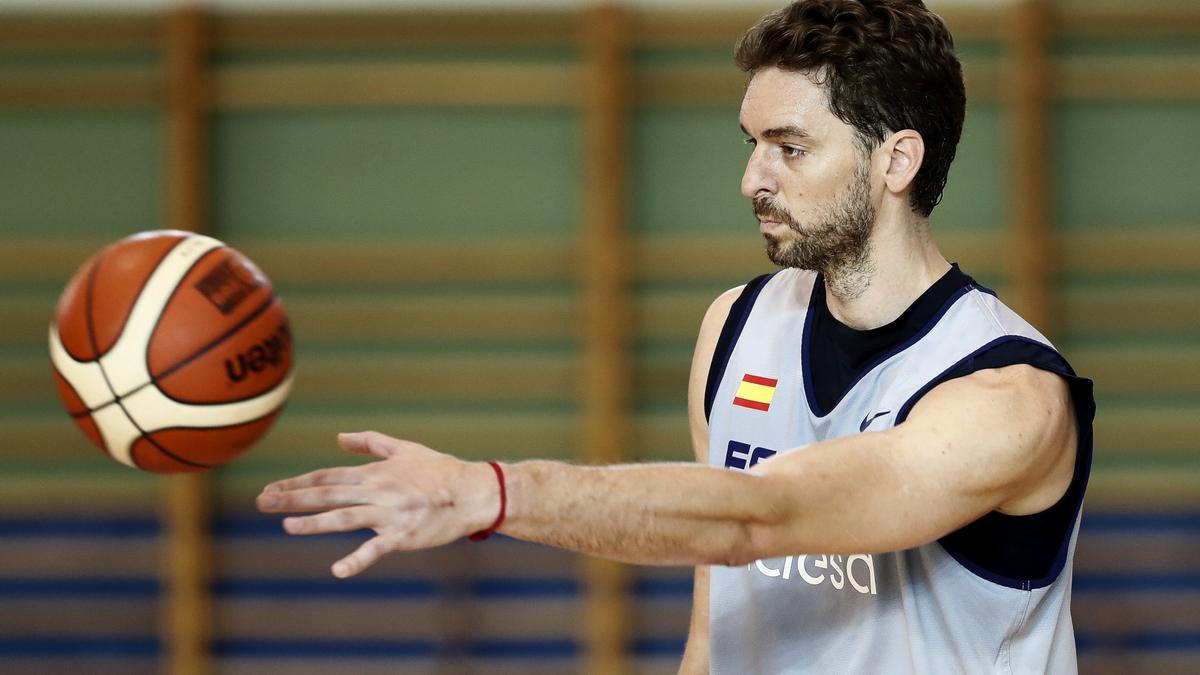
[[881, 129, 925, 198]]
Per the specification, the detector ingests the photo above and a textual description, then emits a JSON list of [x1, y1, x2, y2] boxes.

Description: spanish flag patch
[[733, 373, 778, 412]]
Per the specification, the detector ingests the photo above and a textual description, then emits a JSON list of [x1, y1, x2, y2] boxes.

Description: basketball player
[[258, 1, 1095, 671]]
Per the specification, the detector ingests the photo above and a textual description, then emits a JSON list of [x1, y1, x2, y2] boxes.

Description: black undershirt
[[808, 264, 973, 415]]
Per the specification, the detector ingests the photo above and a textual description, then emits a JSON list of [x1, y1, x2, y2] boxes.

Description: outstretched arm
[[258, 333, 1076, 580]]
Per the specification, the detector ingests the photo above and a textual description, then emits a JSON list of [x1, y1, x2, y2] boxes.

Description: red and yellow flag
[[733, 373, 777, 412]]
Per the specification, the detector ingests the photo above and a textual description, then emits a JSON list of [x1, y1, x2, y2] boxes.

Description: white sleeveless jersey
[[707, 268, 1091, 674]]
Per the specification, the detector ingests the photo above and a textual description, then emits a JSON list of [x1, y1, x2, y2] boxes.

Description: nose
[[741, 147, 777, 199]]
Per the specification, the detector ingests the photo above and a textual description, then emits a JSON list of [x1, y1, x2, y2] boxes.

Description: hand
[[256, 431, 501, 578]]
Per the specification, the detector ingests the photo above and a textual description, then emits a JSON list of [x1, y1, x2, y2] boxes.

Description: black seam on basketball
[[84, 248, 123, 461], [141, 245, 227, 362], [86, 237, 211, 470], [153, 292, 277, 381], [121, 294, 283, 406], [96, 234, 192, 359], [130, 408, 279, 471], [140, 408, 282, 435], [63, 236, 194, 416], [133, 433, 219, 470], [51, 364, 91, 416], [59, 258, 100, 363], [70, 399, 118, 419]]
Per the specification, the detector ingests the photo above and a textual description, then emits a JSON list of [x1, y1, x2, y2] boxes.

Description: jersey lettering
[[751, 554, 877, 595], [724, 440, 777, 470]]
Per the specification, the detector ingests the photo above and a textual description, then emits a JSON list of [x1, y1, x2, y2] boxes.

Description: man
[[258, 1, 1094, 672]]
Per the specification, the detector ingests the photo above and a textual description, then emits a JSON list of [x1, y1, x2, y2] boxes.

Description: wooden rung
[[1072, 345, 1200, 396], [287, 295, 580, 344], [212, 10, 580, 49], [290, 354, 580, 404], [0, 67, 161, 109], [0, 541, 161, 581], [0, 472, 159, 512], [1061, 228, 1200, 274], [230, 237, 579, 286], [212, 62, 583, 110], [1056, 57, 1200, 101], [1061, 286, 1200, 336], [1094, 407, 1200, 455], [1056, 6, 1200, 39], [0, 14, 162, 52], [1086, 466, 1200, 508]]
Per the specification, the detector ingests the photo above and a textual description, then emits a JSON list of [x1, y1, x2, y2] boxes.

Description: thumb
[[337, 431, 398, 458]]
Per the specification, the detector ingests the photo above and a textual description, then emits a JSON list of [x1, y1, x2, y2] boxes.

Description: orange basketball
[[49, 230, 294, 473]]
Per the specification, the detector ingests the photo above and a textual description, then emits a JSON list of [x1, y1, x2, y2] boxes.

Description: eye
[[781, 145, 807, 159], [743, 137, 757, 147]]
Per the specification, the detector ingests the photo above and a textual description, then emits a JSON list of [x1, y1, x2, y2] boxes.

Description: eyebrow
[[740, 123, 814, 141]]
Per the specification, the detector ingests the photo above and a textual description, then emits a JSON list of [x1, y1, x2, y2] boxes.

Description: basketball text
[[195, 257, 262, 315], [225, 323, 292, 384]]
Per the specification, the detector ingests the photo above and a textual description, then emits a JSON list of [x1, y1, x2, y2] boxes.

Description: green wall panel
[[210, 109, 581, 238], [933, 103, 1006, 231], [0, 112, 163, 236], [1053, 103, 1200, 229], [631, 107, 757, 234]]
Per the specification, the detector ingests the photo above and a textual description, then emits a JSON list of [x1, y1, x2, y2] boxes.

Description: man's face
[[739, 67, 877, 273]]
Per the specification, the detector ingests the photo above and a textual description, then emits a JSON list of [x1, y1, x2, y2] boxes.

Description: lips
[[758, 219, 786, 234]]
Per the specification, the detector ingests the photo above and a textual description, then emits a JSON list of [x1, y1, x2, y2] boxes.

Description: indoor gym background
[[0, 0, 1198, 673]]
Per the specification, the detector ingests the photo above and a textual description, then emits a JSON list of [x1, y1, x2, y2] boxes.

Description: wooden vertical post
[[581, 5, 631, 674], [163, 6, 213, 675], [1008, 0, 1054, 335]]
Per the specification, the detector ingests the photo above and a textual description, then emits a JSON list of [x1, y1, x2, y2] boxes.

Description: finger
[[337, 430, 398, 458], [283, 505, 389, 536], [331, 531, 408, 579], [257, 485, 371, 513], [261, 466, 362, 495]]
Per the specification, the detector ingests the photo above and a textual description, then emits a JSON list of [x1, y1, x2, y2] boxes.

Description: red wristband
[[469, 461, 506, 541]]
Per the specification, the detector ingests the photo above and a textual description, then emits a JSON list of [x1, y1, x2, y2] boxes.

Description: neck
[[823, 207, 950, 330]]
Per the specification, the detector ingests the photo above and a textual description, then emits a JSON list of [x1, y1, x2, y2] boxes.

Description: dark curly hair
[[736, 0, 965, 217]]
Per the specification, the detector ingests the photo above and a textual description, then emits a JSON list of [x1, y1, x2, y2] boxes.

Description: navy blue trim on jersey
[[895, 336, 1096, 591], [704, 273, 776, 422], [802, 278, 980, 417]]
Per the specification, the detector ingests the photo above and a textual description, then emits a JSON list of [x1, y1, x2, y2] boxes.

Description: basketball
[[48, 230, 294, 473]]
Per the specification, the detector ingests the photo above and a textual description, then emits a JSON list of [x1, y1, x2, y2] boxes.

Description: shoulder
[[905, 363, 1077, 514], [699, 285, 745, 337]]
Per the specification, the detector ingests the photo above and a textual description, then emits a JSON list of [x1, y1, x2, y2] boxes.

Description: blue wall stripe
[[1082, 513, 1200, 532], [214, 639, 437, 658], [1075, 573, 1200, 592], [633, 578, 693, 597], [0, 637, 159, 657], [0, 518, 158, 537], [0, 579, 159, 597], [3, 573, 1198, 599], [1078, 632, 1200, 652], [213, 578, 439, 598], [466, 639, 578, 658], [468, 578, 579, 598], [632, 637, 687, 657]]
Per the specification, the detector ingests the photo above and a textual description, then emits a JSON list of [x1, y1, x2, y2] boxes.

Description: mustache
[[753, 197, 796, 226]]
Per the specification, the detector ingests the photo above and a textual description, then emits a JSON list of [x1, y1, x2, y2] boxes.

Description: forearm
[[498, 461, 781, 566]]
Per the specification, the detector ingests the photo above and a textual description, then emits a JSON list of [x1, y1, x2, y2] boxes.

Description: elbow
[[710, 522, 769, 567], [708, 474, 797, 567]]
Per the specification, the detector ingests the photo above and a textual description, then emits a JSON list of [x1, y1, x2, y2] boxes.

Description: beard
[[754, 162, 875, 276]]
